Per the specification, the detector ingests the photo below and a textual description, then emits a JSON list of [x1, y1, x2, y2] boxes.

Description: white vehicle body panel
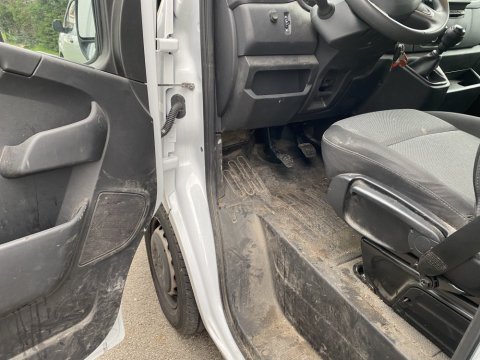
[[59, 30, 86, 63], [144, 0, 244, 359]]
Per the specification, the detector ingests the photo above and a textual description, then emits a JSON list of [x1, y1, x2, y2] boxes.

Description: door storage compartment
[[0, 202, 87, 314], [441, 68, 480, 112], [221, 55, 319, 130]]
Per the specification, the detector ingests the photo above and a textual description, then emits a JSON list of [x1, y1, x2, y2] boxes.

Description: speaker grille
[[80, 192, 147, 265]]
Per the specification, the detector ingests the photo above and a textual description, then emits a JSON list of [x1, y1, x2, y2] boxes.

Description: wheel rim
[[150, 227, 178, 309]]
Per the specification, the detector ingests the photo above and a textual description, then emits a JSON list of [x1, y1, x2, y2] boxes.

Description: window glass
[[0, 0, 98, 65]]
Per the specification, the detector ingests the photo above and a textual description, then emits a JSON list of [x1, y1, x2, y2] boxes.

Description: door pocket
[[0, 201, 88, 314]]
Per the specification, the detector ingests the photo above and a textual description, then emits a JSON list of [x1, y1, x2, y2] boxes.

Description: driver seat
[[322, 109, 480, 355]]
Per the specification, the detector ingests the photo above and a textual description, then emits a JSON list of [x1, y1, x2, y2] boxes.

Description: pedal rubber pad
[[277, 153, 294, 168], [298, 143, 317, 159]]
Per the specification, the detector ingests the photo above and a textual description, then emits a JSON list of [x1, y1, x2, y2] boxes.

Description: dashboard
[[216, 0, 480, 131]]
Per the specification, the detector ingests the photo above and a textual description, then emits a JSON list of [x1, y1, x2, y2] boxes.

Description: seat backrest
[[475, 145, 480, 217]]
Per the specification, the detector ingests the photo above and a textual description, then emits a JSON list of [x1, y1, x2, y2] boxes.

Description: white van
[[0, 0, 480, 359]]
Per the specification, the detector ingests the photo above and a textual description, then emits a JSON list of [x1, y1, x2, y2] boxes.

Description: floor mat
[[217, 143, 445, 360], [222, 142, 361, 266]]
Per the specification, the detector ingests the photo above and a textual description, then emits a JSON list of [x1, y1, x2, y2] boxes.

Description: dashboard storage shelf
[[221, 55, 319, 130], [441, 68, 480, 112]]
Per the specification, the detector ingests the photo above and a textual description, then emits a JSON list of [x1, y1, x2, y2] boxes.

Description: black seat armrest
[[327, 174, 452, 255]]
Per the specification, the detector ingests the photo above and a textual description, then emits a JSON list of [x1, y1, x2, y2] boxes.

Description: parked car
[[1, 0, 480, 359]]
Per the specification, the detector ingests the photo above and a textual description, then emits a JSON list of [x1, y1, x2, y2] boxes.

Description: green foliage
[[0, 0, 68, 53]]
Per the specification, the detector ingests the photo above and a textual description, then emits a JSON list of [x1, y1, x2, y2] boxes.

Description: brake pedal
[[276, 153, 294, 168], [290, 123, 318, 159], [297, 142, 316, 159]]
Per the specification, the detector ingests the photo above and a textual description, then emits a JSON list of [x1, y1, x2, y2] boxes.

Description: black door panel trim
[[0, 44, 41, 77]]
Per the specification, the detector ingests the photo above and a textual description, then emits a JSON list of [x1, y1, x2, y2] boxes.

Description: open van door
[[0, 0, 162, 358]]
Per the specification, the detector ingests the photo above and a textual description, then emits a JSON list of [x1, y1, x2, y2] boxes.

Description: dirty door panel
[[0, 1, 156, 358]]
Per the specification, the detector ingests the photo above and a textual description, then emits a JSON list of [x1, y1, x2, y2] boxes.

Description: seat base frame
[[356, 238, 478, 356]]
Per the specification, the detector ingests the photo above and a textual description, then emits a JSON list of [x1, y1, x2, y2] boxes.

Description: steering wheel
[[345, 0, 450, 44]]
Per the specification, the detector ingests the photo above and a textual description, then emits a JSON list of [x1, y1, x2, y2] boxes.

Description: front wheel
[[145, 206, 204, 335]]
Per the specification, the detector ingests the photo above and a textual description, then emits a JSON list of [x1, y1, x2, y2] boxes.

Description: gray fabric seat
[[322, 109, 480, 229], [322, 109, 480, 295]]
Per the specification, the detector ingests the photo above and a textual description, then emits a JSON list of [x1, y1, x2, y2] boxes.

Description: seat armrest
[[327, 174, 452, 255]]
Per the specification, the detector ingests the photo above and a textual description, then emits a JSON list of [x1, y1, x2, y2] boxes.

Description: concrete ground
[[101, 242, 223, 360]]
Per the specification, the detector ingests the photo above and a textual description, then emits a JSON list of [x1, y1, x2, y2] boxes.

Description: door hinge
[[157, 82, 195, 91]]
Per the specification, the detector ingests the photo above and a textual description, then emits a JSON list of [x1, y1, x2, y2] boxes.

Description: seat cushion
[[322, 109, 480, 229]]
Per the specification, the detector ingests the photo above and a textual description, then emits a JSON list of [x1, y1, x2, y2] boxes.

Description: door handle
[[0, 102, 108, 178]]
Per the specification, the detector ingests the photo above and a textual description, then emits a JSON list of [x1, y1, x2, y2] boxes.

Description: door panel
[[0, 12, 156, 359]]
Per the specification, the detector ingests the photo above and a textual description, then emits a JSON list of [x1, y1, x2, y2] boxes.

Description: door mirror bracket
[[52, 19, 67, 33]]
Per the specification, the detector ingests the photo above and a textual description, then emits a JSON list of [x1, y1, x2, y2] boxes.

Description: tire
[[146, 206, 204, 335]]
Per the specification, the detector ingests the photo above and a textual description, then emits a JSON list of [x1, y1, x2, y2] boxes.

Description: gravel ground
[[100, 242, 223, 360]]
